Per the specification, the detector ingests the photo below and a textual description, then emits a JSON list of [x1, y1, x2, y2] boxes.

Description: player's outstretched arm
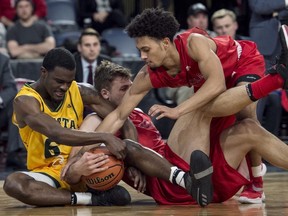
[[14, 95, 126, 158]]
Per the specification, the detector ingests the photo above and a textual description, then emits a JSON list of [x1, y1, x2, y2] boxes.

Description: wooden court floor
[[0, 172, 288, 216]]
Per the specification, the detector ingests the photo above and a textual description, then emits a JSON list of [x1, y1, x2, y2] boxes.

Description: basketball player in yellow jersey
[[15, 81, 83, 186], [3, 48, 132, 207]]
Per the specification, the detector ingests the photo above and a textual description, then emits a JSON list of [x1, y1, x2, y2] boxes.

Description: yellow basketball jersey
[[13, 81, 84, 172]]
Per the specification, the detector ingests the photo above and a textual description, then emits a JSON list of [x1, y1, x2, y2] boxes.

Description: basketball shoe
[[184, 150, 214, 207], [91, 185, 131, 206], [238, 163, 267, 204], [267, 24, 288, 88]]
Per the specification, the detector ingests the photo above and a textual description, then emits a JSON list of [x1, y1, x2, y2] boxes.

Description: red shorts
[[225, 40, 265, 88], [123, 139, 249, 204], [210, 117, 250, 202]]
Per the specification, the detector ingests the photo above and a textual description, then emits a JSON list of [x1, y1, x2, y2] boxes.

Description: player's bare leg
[[167, 110, 213, 206], [203, 25, 288, 118], [234, 83, 266, 204], [3, 172, 131, 206], [221, 119, 288, 171], [167, 110, 211, 163]]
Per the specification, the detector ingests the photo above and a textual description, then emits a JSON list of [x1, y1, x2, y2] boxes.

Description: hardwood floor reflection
[[0, 172, 288, 216]]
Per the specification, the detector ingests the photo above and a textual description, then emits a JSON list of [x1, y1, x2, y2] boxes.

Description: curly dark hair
[[125, 8, 180, 41]]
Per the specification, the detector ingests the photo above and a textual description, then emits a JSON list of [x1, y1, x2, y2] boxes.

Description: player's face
[[108, 77, 132, 106], [78, 35, 101, 63], [136, 36, 167, 69], [16, 1, 33, 21], [42, 66, 75, 103], [213, 16, 238, 39]]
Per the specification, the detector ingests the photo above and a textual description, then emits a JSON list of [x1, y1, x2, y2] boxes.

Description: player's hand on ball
[[83, 147, 125, 191], [79, 151, 110, 176], [127, 167, 146, 193], [61, 151, 83, 180]]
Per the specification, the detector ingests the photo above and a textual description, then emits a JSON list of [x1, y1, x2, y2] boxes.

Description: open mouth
[[55, 91, 65, 98]]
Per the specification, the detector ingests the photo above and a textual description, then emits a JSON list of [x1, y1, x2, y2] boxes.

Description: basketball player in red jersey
[[64, 61, 288, 205], [76, 8, 288, 206]]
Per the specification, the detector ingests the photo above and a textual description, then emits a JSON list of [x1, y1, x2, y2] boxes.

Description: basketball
[[82, 146, 124, 191]]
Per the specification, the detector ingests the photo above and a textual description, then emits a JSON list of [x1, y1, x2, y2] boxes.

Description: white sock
[[252, 165, 262, 178], [74, 192, 92, 205], [169, 166, 186, 189]]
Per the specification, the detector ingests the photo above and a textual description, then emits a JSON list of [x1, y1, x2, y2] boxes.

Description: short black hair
[[125, 8, 180, 41], [42, 48, 76, 72], [94, 60, 131, 92]]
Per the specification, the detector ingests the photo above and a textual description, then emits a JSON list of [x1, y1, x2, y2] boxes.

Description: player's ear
[[101, 89, 109, 99], [162, 38, 169, 49], [162, 40, 168, 46]]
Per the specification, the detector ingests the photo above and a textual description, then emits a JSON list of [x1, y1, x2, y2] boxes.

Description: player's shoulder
[[135, 65, 150, 80], [15, 84, 39, 103]]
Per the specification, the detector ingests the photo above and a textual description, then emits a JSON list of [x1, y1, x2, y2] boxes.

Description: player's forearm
[[177, 78, 226, 116], [47, 127, 112, 147], [95, 111, 126, 134], [64, 161, 82, 184]]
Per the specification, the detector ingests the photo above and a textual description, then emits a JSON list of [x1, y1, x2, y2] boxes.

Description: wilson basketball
[[82, 146, 124, 191]]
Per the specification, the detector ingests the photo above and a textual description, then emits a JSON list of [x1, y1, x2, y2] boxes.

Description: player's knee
[[3, 173, 32, 200], [4, 173, 21, 196], [125, 139, 143, 153], [236, 118, 260, 134], [124, 139, 144, 163]]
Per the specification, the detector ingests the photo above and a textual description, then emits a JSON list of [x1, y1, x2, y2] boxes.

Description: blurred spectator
[[248, 0, 288, 137], [0, 22, 8, 55], [0, 0, 47, 28], [249, 0, 288, 68], [186, 3, 216, 37], [77, 0, 127, 34], [74, 28, 111, 85], [6, 0, 55, 59], [211, 8, 250, 40], [0, 53, 25, 170]]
